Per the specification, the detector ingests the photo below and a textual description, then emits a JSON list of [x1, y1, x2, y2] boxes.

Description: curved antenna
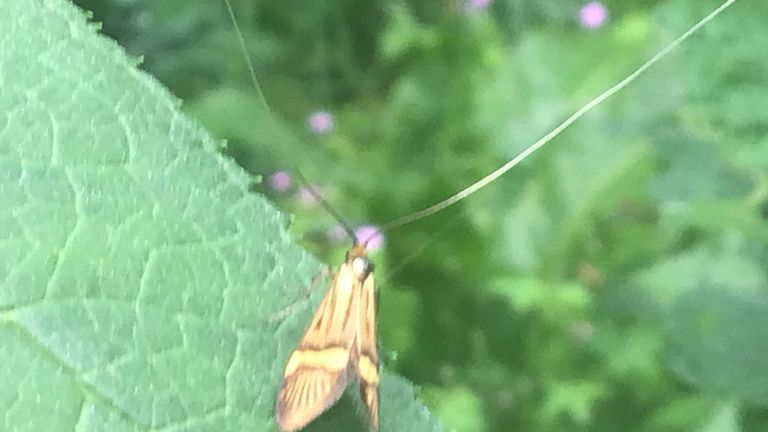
[[223, 0, 358, 244], [379, 0, 737, 234], [223, 0, 271, 114], [292, 169, 358, 243]]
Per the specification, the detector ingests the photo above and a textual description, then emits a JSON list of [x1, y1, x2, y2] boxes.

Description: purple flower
[[327, 225, 350, 244], [579, 2, 608, 30], [568, 320, 595, 342], [297, 185, 321, 207], [306, 111, 334, 135], [267, 171, 292, 192], [355, 225, 384, 252], [466, 0, 492, 12]]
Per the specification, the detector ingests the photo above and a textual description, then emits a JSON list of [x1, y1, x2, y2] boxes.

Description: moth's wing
[[359, 383, 379, 432], [276, 366, 349, 432], [276, 261, 361, 431], [356, 272, 380, 432]]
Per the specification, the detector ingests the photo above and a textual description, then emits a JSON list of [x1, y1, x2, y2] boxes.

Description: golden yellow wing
[[356, 271, 379, 432], [276, 259, 362, 431]]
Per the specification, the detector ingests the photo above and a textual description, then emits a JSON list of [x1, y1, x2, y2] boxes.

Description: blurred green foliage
[[75, 0, 768, 430]]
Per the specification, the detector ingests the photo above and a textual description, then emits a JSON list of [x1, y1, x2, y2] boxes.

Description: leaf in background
[[540, 380, 608, 426], [0, 1, 443, 431], [633, 243, 768, 407], [421, 385, 486, 432], [666, 286, 768, 406], [636, 245, 766, 309], [697, 403, 741, 432], [651, 136, 750, 205]]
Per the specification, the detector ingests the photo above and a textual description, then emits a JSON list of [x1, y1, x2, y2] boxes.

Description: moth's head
[[347, 243, 374, 279]]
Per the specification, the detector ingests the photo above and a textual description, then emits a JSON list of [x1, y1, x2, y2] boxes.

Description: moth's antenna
[[223, 0, 359, 242], [222, 0, 271, 114], [379, 0, 738, 234], [292, 169, 359, 243]]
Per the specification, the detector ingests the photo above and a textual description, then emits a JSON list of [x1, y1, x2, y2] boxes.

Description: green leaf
[[666, 286, 768, 406], [421, 385, 487, 432], [634, 245, 768, 406], [697, 403, 741, 432], [0, 1, 442, 431], [540, 380, 608, 426]]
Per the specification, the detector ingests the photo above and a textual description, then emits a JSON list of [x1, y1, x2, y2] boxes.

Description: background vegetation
[[73, 0, 767, 431]]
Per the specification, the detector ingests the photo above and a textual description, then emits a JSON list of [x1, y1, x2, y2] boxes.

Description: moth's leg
[[269, 265, 332, 323], [378, 344, 396, 364]]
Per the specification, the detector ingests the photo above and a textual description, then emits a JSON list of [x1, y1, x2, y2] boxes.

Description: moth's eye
[[351, 257, 370, 277]]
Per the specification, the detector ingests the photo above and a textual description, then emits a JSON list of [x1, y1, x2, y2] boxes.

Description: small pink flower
[[568, 320, 595, 342], [267, 171, 291, 192], [297, 185, 321, 207], [306, 111, 334, 135], [356, 225, 384, 252], [579, 2, 608, 30], [466, 0, 492, 12], [327, 225, 350, 244]]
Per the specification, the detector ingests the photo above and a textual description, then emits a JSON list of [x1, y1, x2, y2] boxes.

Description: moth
[[276, 242, 380, 431], [217, 1, 738, 430]]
